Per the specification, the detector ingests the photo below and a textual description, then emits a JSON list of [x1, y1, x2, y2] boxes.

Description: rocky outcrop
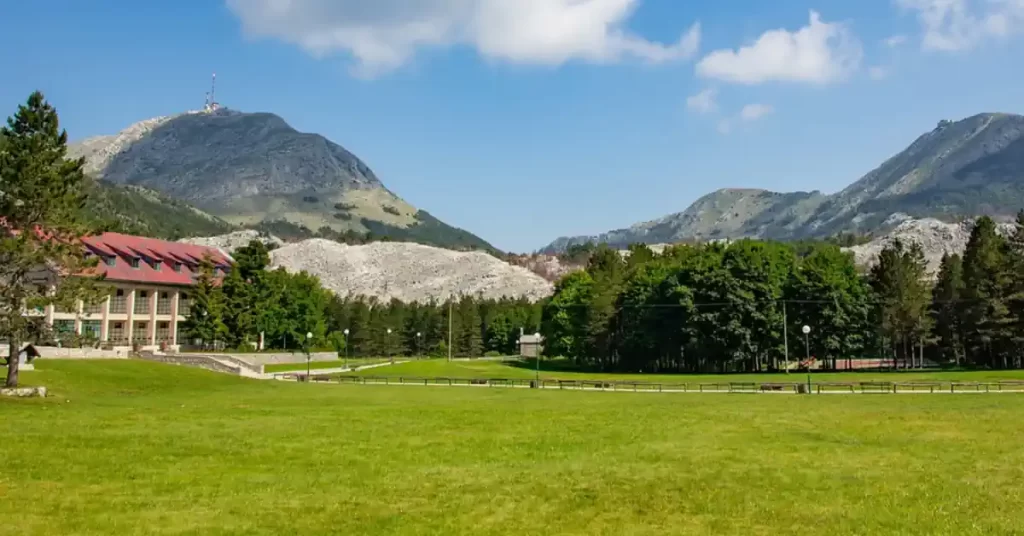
[[843, 218, 1015, 274]]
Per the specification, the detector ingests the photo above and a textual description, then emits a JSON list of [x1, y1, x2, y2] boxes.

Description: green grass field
[[349, 358, 1024, 384], [3, 360, 1024, 535]]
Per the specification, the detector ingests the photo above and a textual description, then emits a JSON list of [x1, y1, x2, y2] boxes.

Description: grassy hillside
[[80, 179, 236, 239], [3, 360, 1024, 534]]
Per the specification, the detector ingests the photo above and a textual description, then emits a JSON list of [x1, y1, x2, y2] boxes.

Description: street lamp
[[802, 325, 811, 367], [416, 332, 422, 359], [386, 328, 393, 364], [305, 331, 313, 379], [343, 328, 350, 370], [534, 332, 542, 386]]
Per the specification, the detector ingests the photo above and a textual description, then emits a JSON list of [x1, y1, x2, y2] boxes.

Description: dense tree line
[[541, 215, 1024, 372], [184, 240, 542, 356]]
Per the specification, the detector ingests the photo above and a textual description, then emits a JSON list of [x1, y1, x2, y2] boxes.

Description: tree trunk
[[5, 336, 20, 388]]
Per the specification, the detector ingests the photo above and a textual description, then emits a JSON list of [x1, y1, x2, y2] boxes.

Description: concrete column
[[148, 287, 158, 345], [99, 292, 111, 342], [126, 288, 135, 344], [171, 291, 180, 346], [74, 299, 83, 335]]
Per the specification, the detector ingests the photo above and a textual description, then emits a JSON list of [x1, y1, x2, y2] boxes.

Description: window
[[154, 260, 162, 271], [157, 292, 171, 315], [110, 289, 127, 314], [134, 291, 150, 315], [82, 320, 101, 339], [105, 256, 116, 267], [130, 258, 140, 269], [173, 262, 182, 273], [53, 319, 75, 335]]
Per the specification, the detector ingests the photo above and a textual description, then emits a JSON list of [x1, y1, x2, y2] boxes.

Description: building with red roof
[[40, 232, 232, 351]]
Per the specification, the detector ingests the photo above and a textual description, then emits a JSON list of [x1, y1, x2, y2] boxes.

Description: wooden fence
[[281, 375, 1024, 394]]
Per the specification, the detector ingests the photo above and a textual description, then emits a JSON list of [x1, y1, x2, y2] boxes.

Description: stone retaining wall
[[136, 354, 240, 375]]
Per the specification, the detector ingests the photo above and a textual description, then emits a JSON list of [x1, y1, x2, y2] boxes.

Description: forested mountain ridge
[[69, 108, 496, 252], [545, 113, 1024, 252]]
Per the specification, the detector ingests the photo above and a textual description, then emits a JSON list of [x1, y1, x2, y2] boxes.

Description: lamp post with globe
[[387, 328, 393, 364], [343, 328, 350, 370], [305, 331, 313, 379]]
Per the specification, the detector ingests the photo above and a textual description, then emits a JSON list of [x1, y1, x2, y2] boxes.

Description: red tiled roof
[[81, 232, 232, 287]]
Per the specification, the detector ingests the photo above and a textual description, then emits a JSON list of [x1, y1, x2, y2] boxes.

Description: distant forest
[[541, 215, 1024, 373]]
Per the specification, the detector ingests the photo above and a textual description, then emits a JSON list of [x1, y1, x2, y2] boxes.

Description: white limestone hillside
[[844, 218, 1015, 274], [185, 233, 553, 302], [269, 239, 553, 303]]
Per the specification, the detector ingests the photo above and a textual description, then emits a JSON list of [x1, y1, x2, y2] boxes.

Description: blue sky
[[2, 1, 1023, 252]]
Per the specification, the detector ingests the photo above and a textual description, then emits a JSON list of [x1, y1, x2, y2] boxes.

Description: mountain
[[544, 113, 1024, 252], [81, 180, 235, 240], [69, 108, 496, 252]]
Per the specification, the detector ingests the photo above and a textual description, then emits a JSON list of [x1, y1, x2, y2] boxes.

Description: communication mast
[[204, 73, 221, 113]]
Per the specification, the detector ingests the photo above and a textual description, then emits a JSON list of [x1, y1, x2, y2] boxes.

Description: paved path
[[268, 360, 407, 378]]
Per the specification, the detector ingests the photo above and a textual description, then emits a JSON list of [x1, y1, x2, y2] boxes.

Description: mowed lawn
[[3, 361, 1024, 535], [351, 357, 1024, 384]]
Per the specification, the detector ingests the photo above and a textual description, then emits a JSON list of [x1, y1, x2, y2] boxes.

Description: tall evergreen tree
[[870, 239, 932, 368], [931, 253, 965, 366], [0, 92, 100, 387], [181, 256, 228, 349], [961, 217, 1012, 368]]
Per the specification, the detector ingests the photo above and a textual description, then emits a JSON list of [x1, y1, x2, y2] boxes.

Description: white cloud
[[695, 11, 863, 85], [884, 34, 909, 47], [686, 88, 718, 114], [896, 0, 1024, 52], [226, 0, 701, 76], [740, 103, 774, 121], [868, 65, 889, 79], [717, 119, 733, 135]]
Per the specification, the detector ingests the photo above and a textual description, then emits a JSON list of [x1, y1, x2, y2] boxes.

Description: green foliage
[[931, 253, 965, 365], [257, 212, 500, 255], [960, 216, 1012, 368], [361, 211, 499, 254], [181, 256, 229, 348], [542, 239, 875, 373], [0, 91, 102, 387], [78, 181, 235, 240], [870, 239, 933, 367]]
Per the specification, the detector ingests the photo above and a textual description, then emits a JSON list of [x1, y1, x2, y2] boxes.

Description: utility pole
[[447, 300, 453, 362], [783, 301, 790, 374]]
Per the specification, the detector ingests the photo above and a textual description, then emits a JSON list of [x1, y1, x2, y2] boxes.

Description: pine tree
[[869, 239, 932, 368], [220, 267, 254, 349], [181, 256, 228, 349], [0, 92, 100, 387], [931, 253, 965, 366], [1003, 211, 1024, 367], [961, 217, 1012, 368]]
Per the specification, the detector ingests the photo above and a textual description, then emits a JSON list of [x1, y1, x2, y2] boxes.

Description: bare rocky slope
[[843, 217, 1015, 275], [184, 234, 552, 303], [545, 113, 1024, 252], [270, 239, 552, 303], [70, 108, 495, 252]]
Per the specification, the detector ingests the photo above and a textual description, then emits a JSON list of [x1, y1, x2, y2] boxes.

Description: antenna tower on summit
[[204, 73, 221, 113]]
